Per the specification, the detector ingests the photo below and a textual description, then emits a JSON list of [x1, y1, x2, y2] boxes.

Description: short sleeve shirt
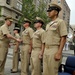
[[0, 24, 10, 43], [22, 27, 34, 44], [45, 18, 67, 46], [32, 28, 45, 48], [13, 33, 20, 44]]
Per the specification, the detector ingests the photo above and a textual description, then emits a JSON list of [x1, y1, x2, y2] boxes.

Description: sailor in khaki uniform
[[0, 17, 21, 75], [11, 27, 20, 73], [21, 18, 34, 75], [31, 17, 45, 75], [43, 3, 67, 75]]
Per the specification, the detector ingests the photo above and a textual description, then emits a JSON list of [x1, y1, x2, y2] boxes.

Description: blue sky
[[66, 0, 75, 25]]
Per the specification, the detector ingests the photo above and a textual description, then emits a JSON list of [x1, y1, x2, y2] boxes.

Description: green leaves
[[0, 21, 4, 26], [18, 0, 50, 29]]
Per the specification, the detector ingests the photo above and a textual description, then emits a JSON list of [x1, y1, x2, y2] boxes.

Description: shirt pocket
[[24, 30, 29, 36], [49, 22, 58, 31], [47, 25, 58, 37], [33, 32, 40, 39], [53, 37, 60, 44], [48, 27, 57, 34]]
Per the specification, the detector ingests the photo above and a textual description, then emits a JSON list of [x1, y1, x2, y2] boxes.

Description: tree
[[18, 0, 50, 29], [18, 0, 37, 29], [35, 1, 50, 29]]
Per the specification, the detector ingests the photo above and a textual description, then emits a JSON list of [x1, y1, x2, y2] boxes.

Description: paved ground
[[5, 58, 21, 75], [4, 48, 75, 75], [5, 48, 21, 75]]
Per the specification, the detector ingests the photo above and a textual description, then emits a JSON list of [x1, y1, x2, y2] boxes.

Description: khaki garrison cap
[[47, 3, 62, 12], [23, 18, 31, 24], [5, 16, 13, 22], [34, 17, 44, 25], [13, 27, 20, 33], [13, 27, 20, 31]]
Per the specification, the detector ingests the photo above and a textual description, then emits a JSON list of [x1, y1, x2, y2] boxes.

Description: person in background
[[11, 27, 20, 73], [0, 16, 21, 75]]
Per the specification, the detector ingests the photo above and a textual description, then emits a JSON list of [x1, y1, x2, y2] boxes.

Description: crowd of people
[[0, 3, 67, 75]]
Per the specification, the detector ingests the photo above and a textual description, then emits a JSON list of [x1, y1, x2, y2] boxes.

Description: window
[[16, 2, 22, 11], [63, 11, 66, 20], [58, 0, 61, 4], [15, 23, 19, 27], [67, 18, 69, 24], [63, 14, 65, 20], [17, 2, 19, 9], [6, 0, 10, 5], [15, 13, 21, 19], [19, 4, 22, 11], [16, 14, 19, 19]]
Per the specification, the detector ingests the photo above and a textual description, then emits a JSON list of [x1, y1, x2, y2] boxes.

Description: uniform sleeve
[[1, 26, 10, 35], [16, 34, 20, 39], [59, 20, 67, 37], [46, 24, 49, 31], [29, 29, 34, 39], [41, 31, 45, 43]]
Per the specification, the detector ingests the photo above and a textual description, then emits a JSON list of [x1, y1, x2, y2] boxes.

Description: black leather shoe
[[11, 69, 18, 73]]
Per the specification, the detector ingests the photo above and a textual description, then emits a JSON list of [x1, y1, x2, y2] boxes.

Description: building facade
[[0, 0, 23, 34], [68, 26, 73, 41], [71, 25, 75, 41], [71, 25, 75, 31], [33, 0, 50, 11], [68, 25, 75, 50], [33, 0, 70, 32]]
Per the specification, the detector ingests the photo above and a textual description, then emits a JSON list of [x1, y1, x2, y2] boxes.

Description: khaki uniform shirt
[[45, 18, 67, 46], [0, 24, 10, 44], [32, 28, 45, 48], [13, 33, 20, 44], [22, 27, 34, 45]]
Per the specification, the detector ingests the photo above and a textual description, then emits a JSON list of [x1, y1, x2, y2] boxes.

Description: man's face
[[48, 10, 58, 18], [34, 22, 41, 28], [6, 20, 12, 26]]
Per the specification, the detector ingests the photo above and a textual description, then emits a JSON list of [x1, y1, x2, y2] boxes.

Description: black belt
[[45, 45, 59, 49], [21, 43, 30, 45]]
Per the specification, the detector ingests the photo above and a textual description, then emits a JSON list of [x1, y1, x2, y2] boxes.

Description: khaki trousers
[[21, 45, 30, 75], [43, 46, 62, 75], [31, 48, 42, 75], [0, 41, 8, 75], [12, 45, 19, 71]]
